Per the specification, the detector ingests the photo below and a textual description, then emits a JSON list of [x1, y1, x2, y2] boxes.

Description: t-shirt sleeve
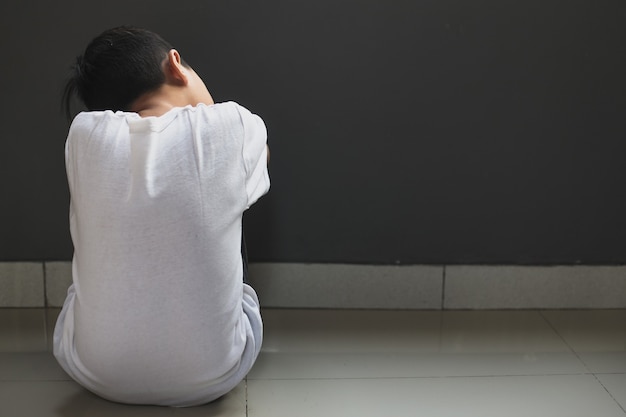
[[235, 103, 270, 208]]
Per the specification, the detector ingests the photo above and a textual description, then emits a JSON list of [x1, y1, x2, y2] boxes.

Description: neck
[[130, 85, 189, 118]]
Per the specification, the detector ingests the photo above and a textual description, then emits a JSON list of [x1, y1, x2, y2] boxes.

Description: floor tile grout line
[[537, 313, 626, 412], [592, 373, 626, 414], [42, 262, 51, 349], [441, 265, 446, 310], [0, 378, 73, 383], [538, 310, 593, 372], [245, 377, 249, 417], [42, 262, 48, 308], [247, 372, 602, 382]]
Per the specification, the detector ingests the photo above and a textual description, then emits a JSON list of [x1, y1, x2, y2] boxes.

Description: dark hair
[[62, 26, 181, 119]]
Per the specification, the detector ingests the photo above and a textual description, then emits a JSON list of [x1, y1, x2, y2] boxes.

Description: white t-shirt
[[53, 102, 270, 406]]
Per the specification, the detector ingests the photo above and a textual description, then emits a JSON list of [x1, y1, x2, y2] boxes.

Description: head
[[63, 26, 204, 118]]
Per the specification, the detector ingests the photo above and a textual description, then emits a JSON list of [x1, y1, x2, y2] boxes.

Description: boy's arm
[[236, 103, 270, 207]]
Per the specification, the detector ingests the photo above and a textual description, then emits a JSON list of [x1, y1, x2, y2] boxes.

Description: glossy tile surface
[[251, 310, 587, 380], [0, 309, 47, 352], [1, 308, 625, 416], [542, 310, 626, 373], [541, 310, 626, 352], [0, 352, 70, 381], [248, 376, 625, 417], [0, 381, 246, 417], [598, 374, 626, 410]]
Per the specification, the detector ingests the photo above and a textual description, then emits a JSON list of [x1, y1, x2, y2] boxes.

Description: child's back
[[54, 27, 270, 407]]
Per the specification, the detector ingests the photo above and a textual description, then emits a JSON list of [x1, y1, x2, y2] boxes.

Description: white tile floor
[[0, 308, 624, 416]]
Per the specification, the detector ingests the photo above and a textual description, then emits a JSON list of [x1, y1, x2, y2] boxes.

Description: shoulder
[[183, 103, 263, 138], [69, 110, 129, 136], [71, 110, 129, 124], [194, 102, 260, 123]]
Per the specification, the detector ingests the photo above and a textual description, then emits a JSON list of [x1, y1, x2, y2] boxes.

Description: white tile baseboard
[[1, 262, 625, 309], [444, 265, 626, 309], [248, 263, 444, 309], [252, 264, 626, 309], [44, 262, 73, 308]]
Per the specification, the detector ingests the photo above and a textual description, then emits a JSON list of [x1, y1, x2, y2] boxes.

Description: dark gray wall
[[1, 1, 625, 264]]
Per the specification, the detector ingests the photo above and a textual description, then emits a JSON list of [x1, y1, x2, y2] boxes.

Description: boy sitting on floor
[[54, 26, 270, 407]]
